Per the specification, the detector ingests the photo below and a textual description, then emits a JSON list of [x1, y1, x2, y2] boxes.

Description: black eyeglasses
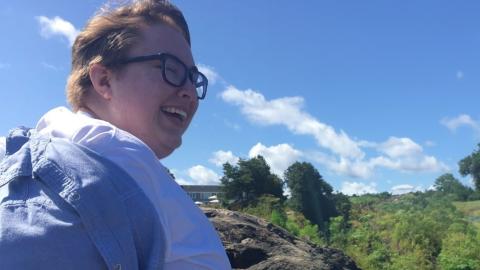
[[118, 53, 208, 100]]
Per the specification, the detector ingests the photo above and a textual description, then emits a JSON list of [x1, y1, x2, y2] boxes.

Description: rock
[[202, 207, 361, 270]]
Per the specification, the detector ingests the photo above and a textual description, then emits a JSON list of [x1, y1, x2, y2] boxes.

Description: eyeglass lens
[[164, 56, 206, 99], [164, 58, 186, 86]]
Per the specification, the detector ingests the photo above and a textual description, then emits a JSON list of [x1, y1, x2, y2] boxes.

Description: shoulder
[[36, 106, 118, 151], [34, 107, 164, 201], [35, 106, 156, 161]]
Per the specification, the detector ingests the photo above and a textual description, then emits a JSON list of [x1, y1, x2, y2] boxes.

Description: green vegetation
[[220, 156, 284, 206], [236, 191, 480, 269], [217, 146, 480, 269], [241, 194, 326, 246], [434, 173, 478, 201], [221, 158, 339, 246], [459, 143, 480, 190], [284, 162, 337, 230], [454, 200, 480, 230], [334, 193, 480, 270]]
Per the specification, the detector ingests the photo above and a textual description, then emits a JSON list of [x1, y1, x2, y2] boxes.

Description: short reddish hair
[[66, 0, 190, 111]]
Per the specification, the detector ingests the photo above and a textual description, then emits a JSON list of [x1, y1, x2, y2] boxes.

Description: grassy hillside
[[454, 200, 480, 230], [329, 193, 480, 270]]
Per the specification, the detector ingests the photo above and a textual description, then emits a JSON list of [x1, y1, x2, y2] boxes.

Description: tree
[[434, 173, 473, 201], [220, 156, 284, 205], [327, 192, 352, 244], [284, 162, 336, 230], [459, 144, 480, 190], [332, 192, 352, 224]]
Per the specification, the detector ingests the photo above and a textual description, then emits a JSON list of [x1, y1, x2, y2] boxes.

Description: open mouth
[[161, 107, 187, 122]]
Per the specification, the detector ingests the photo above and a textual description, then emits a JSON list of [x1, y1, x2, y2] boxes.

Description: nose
[[177, 83, 197, 101]]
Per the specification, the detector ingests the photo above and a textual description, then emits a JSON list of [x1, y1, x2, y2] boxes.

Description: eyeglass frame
[[117, 52, 208, 100]]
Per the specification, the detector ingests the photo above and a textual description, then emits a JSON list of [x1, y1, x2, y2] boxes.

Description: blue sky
[[1, 1, 479, 195]]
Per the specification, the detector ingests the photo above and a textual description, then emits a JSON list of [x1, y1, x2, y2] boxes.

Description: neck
[[78, 106, 100, 119]]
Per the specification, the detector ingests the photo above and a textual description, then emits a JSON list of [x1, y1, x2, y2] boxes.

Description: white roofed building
[[181, 185, 223, 203]]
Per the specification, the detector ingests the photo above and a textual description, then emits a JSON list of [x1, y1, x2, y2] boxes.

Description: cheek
[[122, 69, 161, 97], [192, 102, 199, 117], [123, 82, 163, 110]]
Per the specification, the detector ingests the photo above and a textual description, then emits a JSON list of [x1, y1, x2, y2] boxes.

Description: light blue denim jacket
[[0, 127, 166, 270]]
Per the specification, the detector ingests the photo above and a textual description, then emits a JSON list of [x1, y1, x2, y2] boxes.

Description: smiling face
[[104, 23, 199, 158]]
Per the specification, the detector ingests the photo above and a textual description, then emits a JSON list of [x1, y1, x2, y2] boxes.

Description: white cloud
[[168, 168, 190, 185], [173, 177, 191, 185], [468, 177, 476, 187], [378, 137, 422, 158], [221, 86, 364, 159], [368, 137, 449, 173], [441, 114, 480, 135], [390, 184, 416, 195], [310, 141, 447, 178], [36, 16, 79, 46], [198, 64, 221, 86], [311, 152, 374, 178], [219, 84, 447, 179], [425, 140, 436, 147], [341, 181, 377, 195], [357, 140, 377, 148], [209, 150, 239, 167], [370, 154, 448, 173], [248, 143, 303, 176], [457, 70, 464, 80], [187, 165, 221, 185]]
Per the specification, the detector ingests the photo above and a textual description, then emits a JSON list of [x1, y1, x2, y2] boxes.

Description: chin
[[154, 139, 182, 159]]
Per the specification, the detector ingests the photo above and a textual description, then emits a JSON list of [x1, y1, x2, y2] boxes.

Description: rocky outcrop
[[203, 207, 360, 270]]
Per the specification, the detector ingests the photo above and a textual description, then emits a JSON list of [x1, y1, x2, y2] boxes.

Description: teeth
[[162, 107, 187, 120]]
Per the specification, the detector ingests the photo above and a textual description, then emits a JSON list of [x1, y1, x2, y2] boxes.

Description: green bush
[[243, 194, 284, 220], [299, 223, 324, 245], [438, 232, 480, 270], [340, 193, 480, 270], [270, 209, 286, 228]]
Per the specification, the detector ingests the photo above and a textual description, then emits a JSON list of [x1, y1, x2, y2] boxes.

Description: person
[[0, 0, 231, 269]]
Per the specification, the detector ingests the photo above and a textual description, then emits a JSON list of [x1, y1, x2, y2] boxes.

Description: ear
[[89, 63, 114, 100]]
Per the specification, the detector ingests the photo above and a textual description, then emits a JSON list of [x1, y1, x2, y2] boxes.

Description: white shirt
[[1, 107, 230, 270]]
